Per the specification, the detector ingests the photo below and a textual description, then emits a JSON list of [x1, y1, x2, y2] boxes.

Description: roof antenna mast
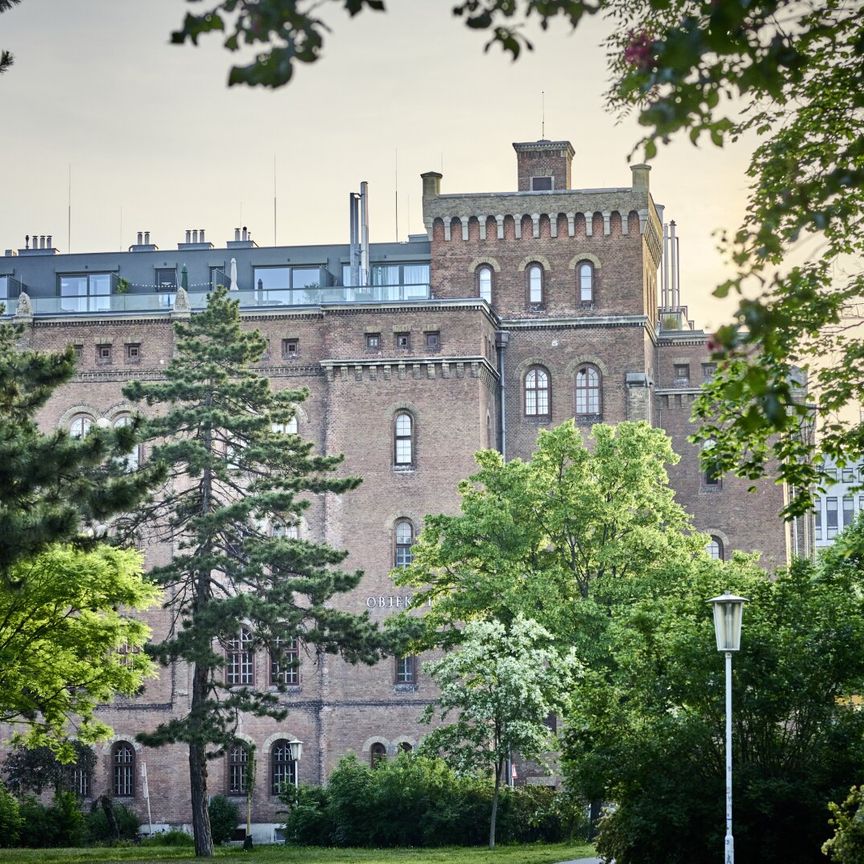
[[541, 90, 545, 139]]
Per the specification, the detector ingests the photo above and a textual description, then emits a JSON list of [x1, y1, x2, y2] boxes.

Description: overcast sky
[[1, 0, 758, 328]]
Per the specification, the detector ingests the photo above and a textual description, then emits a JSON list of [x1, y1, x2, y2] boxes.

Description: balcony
[[1, 284, 432, 318]]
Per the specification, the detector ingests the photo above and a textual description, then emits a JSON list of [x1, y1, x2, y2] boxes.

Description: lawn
[[0, 842, 596, 864]]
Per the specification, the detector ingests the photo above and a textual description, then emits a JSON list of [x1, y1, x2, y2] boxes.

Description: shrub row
[[281, 753, 586, 847]]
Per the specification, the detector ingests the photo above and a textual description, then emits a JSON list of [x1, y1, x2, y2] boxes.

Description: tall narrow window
[[226, 628, 254, 686], [271, 740, 298, 795], [578, 262, 594, 303], [71, 763, 91, 798], [843, 496, 854, 528], [707, 536, 724, 560], [112, 743, 135, 798], [527, 263, 544, 304], [394, 519, 414, 567], [477, 266, 493, 304], [826, 497, 838, 537], [394, 412, 414, 466], [575, 365, 601, 420], [524, 367, 550, 417], [271, 637, 300, 686], [227, 743, 248, 795], [370, 742, 387, 767], [113, 415, 140, 471], [814, 500, 823, 542]]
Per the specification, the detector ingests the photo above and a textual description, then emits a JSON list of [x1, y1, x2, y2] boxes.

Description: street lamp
[[708, 592, 748, 864], [286, 737, 303, 790]]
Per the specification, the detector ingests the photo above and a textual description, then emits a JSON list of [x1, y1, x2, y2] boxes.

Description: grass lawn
[[0, 842, 596, 864]]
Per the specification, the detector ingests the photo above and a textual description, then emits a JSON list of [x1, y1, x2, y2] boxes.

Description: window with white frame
[[575, 365, 601, 419], [707, 536, 724, 560], [394, 412, 414, 466], [69, 414, 94, 438], [477, 265, 493, 303], [527, 263, 544, 304], [227, 743, 249, 795], [113, 415, 140, 470], [394, 519, 414, 568], [525, 366, 551, 417], [395, 655, 416, 685], [270, 637, 300, 686], [226, 628, 254, 686], [271, 740, 298, 794], [577, 261, 595, 303], [112, 743, 135, 797]]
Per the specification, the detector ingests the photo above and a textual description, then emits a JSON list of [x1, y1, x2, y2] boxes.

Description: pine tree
[[122, 288, 380, 857], [0, 319, 158, 580]]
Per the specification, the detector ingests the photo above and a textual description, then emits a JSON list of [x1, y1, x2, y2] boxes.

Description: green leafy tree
[[0, 545, 157, 753], [3, 741, 96, 796], [566, 522, 864, 864], [422, 615, 580, 849], [121, 287, 381, 857], [823, 786, 864, 864], [394, 421, 703, 653]]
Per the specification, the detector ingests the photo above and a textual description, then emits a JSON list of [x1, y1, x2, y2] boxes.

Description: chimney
[[235, 228, 241, 241], [144, 231, 150, 245], [630, 163, 651, 196], [40, 235, 46, 249], [185, 229, 191, 243], [242, 226, 248, 241], [421, 172, 442, 201], [199, 228, 205, 242], [137, 231, 143, 245], [46, 235, 52, 249]]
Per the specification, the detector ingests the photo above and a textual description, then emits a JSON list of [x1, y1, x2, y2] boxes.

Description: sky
[[1, 0, 759, 329]]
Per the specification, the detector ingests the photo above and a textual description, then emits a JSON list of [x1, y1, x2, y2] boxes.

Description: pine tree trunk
[[189, 661, 214, 857], [489, 757, 503, 850]]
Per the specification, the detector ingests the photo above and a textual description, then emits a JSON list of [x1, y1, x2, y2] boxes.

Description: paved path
[[558, 858, 602, 864]]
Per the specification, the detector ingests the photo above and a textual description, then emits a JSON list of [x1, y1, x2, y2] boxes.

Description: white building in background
[[813, 458, 864, 548]]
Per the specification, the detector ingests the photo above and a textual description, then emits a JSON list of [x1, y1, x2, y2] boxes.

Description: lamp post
[[286, 737, 303, 791], [708, 592, 748, 864]]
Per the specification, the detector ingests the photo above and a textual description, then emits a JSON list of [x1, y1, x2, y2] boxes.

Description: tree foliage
[[120, 288, 380, 856], [823, 786, 864, 864], [0, 319, 159, 580], [394, 421, 703, 654], [3, 741, 95, 796], [422, 615, 580, 848], [566, 521, 864, 864], [0, 545, 157, 754], [0, 0, 20, 76]]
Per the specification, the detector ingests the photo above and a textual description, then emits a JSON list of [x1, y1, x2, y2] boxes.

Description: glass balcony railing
[[1, 284, 431, 317]]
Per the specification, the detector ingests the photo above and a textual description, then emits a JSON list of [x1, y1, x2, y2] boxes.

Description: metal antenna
[[273, 153, 277, 246], [395, 148, 399, 242], [541, 91, 545, 138], [67, 164, 72, 253]]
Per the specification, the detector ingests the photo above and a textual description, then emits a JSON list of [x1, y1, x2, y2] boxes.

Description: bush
[[49, 791, 88, 847], [0, 785, 22, 847], [86, 800, 140, 843], [281, 752, 580, 847], [208, 795, 240, 846], [18, 796, 54, 848], [824, 786, 864, 863], [141, 829, 194, 847]]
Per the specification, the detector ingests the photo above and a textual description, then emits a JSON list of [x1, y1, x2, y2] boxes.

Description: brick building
[[0, 138, 804, 837]]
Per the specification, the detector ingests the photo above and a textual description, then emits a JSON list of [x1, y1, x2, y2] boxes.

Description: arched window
[[527, 263, 544, 304], [69, 414, 93, 438], [394, 519, 414, 568], [272, 519, 299, 540], [707, 536, 724, 560], [524, 366, 551, 417], [477, 265, 493, 304], [578, 261, 595, 303], [394, 412, 414, 467], [271, 739, 298, 794], [370, 742, 387, 767], [227, 742, 249, 796], [270, 637, 300, 686], [226, 628, 254, 686], [112, 742, 135, 798], [113, 414, 140, 470], [575, 365, 601, 420]]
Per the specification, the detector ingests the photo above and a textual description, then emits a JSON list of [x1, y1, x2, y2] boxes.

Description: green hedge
[[281, 753, 586, 847]]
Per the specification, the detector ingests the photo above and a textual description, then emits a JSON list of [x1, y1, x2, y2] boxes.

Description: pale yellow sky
[[2, 0, 758, 329]]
